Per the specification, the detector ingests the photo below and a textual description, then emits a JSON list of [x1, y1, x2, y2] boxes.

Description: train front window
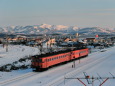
[[37, 59, 42, 62]]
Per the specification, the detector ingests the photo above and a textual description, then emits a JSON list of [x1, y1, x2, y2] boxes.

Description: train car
[[31, 48, 89, 71]]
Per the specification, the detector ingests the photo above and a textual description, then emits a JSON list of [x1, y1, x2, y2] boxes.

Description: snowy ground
[[0, 44, 39, 67], [0, 45, 115, 86]]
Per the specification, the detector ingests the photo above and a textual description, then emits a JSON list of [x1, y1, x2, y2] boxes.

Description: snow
[[0, 44, 39, 66], [0, 45, 115, 86]]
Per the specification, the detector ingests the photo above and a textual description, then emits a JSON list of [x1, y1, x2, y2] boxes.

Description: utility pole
[[76, 32, 79, 42], [6, 34, 8, 52]]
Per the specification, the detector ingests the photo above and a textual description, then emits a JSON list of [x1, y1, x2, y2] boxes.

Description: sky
[[0, 0, 115, 28]]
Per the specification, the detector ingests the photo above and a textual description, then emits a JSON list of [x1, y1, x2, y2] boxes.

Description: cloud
[[102, 9, 115, 11], [92, 13, 114, 16]]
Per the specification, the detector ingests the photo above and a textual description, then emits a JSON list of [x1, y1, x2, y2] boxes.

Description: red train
[[31, 48, 89, 71]]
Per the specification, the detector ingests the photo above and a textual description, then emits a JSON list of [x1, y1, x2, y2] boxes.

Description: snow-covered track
[[46, 52, 114, 86], [0, 72, 38, 86]]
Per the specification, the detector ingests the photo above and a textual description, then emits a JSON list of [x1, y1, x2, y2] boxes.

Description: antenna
[[97, 73, 104, 82], [109, 72, 115, 78], [65, 72, 115, 86], [83, 72, 92, 84]]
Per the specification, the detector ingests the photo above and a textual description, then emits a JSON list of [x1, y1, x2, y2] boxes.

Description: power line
[[65, 72, 115, 86]]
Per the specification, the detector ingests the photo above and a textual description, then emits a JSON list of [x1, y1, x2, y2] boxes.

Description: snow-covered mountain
[[0, 24, 115, 35]]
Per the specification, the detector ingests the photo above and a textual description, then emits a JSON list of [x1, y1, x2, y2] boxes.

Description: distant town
[[0, 34, 115, 52]]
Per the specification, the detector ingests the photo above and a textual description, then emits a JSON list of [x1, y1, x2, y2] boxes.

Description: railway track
[[46, 51, 114, 86], [0, 72, 38, 86]]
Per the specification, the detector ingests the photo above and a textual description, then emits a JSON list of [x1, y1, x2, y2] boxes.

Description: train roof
[[32, 47, 88, 58]]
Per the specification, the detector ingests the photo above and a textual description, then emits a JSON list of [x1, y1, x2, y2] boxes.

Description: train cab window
[[39, 59, 42, 62], [31, 59, 35, 62]]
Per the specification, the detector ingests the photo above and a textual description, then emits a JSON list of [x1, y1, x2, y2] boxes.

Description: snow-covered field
[[0, 44, 39, 66], [0, 45, 115, 86]]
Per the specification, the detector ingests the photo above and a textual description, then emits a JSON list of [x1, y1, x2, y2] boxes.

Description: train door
[[45, 58, 48, 68], [69, 51, 73, 60]]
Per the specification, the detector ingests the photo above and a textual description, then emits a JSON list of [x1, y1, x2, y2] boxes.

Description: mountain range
[[0, 24, 115, 35]]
